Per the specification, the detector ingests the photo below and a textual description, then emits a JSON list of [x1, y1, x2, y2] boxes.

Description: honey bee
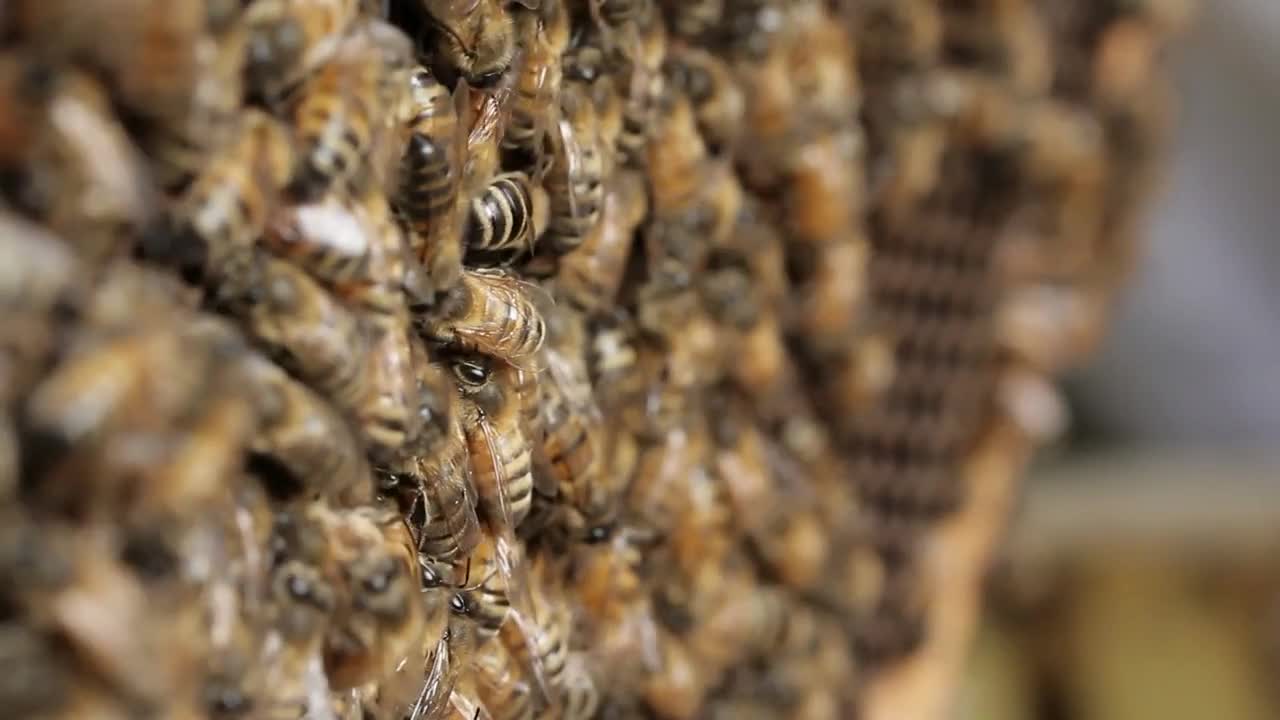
[[537, 306, 618, 538], [554, 169, 645, 312], [143, 13, 246, 190], [471, 631, 537, 720], [241, 352, 373, 505], [286, 24, 415, 201], [399, 66, 468, 302], [541, 83, 607, 257], [361, 306, 421, 461], [464, 171, 550, 261], [658, 0, 722, 41], [567, 41, 627, 168], [453, 354, 536, 530], [614, 2, 667, 166], [422, 268, 548, 368], [706, 393, 773, 537], [0, 518, 187, 712], [663, 44, 744, 156], [784, 128, 866, 244], [165, 109, 294, 286], [0, 59, 153, 265], [381, 339, 480, 564], [642, 627, 708, 720], [796, 238, 870, 350], [499, 554, 598, 717], [646, 92, 709, 221], [309, 506, 427, 691], [263, 186, 402, 329], [242, 0, 363, 101], [750, 509, 830, 592], [448, 527, 513, 642], [502, 1, 571, 164], [226, 255, 418, 466], [787, 3, 861, 132], [260, 508, 339, 716], [584, 310, 647, 420], [20, 319, 242, 517], [8, 1, 240, 180], [420, 0, 542, 88]]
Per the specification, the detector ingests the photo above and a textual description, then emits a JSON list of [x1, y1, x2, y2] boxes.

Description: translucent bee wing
[[469, 417, 541, 693], [432, 0, 483, 15], [543, 338, 601, 423], [452, 77, 473, 163], [761, 433, 818, 506], [421, 449, 482, 560], [504, 586, 555, 707], [555, 115, 583, 219], [409, 634, 457, 720]]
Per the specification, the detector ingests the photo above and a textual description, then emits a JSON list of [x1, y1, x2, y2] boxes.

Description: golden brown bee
[[453, 353, 536, 531], [503, 1, 571, 162], [423, 268, 548, 367], [166, 109, 294, 286], [646, 92, 709, 221], [228, 254, 369, 405], [313, 506, 426, 691], [658, 0, 722, 41], [0, 59, 153, 265], [663, 44, 744, 155], [541, 82, 608, 257], [8, 0, 240, 183], [263, 182, 407, 331], [500, 554, 598, 717], [382, 339, 481, 564], [0, 518, 192, 712], [464, 171, 550, 260], [796, 238, 870, 349], [448, 527, 513, 642], [784, 127, 865, 244], [20, 319, 244, 518], [536, 306, 618, 538], [707, 396, 774, 537], [554, 168, 646, 312], [399, 66, 468, 301], [420, 0, 541, 88], [242, 0, 363, 101], [472, 630, 537, 720], [144, 14, 246, 190], [260, 509, 339, 717], [361, 306, 420, 461], [241, 352, 372, 505], [786, 2, 861, 131], [584, 310, 647, 419], [569, 44, 627, 168], [643, 627, 708, 720], [614, 2, 667, 166], [286, 25, 415, 201]]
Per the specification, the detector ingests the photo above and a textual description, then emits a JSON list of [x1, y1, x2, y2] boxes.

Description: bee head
[[245, 17, 306, 95]]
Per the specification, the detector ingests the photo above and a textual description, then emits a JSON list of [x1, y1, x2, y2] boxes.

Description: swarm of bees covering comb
[[0, 0, 1188, 718]]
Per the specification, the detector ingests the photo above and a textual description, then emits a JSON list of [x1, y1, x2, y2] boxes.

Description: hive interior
[[0, 0, 1184, 718]]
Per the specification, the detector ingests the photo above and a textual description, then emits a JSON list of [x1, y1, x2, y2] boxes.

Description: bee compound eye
[[451, 358, 490, 387], [472, 69, 506, 88]]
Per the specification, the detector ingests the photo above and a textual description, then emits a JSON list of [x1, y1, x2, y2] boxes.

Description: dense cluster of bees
[[0, 0, 1186, 718]]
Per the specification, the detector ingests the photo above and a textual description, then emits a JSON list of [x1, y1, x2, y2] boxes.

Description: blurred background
[[957, 3, 1280, 719]]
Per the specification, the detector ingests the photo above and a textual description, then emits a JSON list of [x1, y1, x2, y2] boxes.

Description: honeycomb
[[0, 1, 1186, 718]]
